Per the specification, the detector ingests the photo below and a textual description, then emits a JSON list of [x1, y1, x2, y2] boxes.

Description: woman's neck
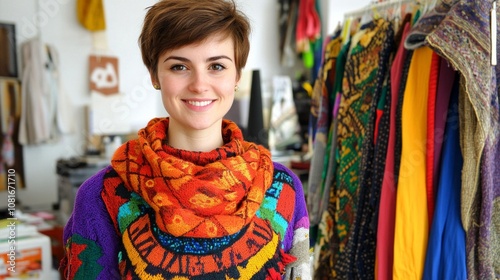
[[167, 119, 224, 152]]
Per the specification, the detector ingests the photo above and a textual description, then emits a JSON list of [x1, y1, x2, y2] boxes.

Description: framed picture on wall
[[0, 22, 18, 78], [89, 55, 119, 95]]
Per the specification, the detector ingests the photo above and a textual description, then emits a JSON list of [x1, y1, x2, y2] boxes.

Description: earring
[[153, 84, 160, 90], [234, 85, 239, 92]]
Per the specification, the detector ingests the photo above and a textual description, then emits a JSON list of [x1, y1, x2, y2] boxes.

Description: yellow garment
[[77, 0, 106, 31], [393, 46, 433, 280]]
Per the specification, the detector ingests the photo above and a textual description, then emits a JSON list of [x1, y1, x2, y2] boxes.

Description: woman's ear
[[150, 72, 160, 90]]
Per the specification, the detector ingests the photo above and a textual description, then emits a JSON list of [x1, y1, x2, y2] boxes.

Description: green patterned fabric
[[308, 34, 343, 226], [329, 18, 388, 277], [312, 38, 350, 279], [336, 19, 394, 278]]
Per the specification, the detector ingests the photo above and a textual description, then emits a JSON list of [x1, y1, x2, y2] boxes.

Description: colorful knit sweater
[[61, 118, 310, 280]]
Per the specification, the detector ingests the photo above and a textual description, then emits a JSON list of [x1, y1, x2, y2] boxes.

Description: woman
[[61, 0, 310, 279]]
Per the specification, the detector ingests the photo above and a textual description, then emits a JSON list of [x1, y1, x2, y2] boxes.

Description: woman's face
[[154, 33, 239, 134]]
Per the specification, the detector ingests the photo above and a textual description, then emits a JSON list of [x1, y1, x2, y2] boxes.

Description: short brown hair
[[139, 0, 251, 80]]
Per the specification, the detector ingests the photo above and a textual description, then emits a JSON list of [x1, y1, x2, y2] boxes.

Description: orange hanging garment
[[393, 46, 433, 280], [77, 0, 106, 31]]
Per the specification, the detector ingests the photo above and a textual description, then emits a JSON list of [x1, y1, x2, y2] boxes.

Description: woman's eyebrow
[[207, 55, 233, 62], [163, 55, 233, 63], [163, 56, 189, 63]]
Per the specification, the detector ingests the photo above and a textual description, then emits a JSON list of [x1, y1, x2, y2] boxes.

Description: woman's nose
[[188, 71, 209, 93]]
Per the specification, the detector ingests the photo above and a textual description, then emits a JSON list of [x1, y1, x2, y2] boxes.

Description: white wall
[[0, 0, 370, 209], [320, 0, 370, 36], [0, 0, 161, 208]]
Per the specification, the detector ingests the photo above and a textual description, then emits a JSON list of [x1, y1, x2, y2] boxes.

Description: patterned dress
[[330, 18, 389, 278]]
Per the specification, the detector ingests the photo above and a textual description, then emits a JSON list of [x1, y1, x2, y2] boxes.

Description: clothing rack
[[343, 0, 420, 19]]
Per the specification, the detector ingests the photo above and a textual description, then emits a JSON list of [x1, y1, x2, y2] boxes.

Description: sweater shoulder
[[271, 162, 306, 198], [68, 166, 110, 222], [62, 166, 122, 279], [259, 162, 309, 239]]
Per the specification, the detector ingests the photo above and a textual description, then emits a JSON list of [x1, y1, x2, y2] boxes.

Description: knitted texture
[[103, 170, 292, 279], [61, 118, 310, 279], [111, 118, 274, 238]]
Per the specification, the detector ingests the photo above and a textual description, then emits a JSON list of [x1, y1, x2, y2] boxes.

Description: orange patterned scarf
[[111, 117, 274, 238]]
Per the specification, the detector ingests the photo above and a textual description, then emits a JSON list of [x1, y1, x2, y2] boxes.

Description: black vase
[[246, 69, 268, 148]]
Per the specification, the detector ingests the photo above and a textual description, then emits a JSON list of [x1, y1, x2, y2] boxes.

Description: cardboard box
[[0, 233, 52, 280]]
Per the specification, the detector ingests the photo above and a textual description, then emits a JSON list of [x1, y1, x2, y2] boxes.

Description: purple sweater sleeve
[[273, 162, 311, 279], [61, 166, 121, 280], [273, 162, 310, 250]]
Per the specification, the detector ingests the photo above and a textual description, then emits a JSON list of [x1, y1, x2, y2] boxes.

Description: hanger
[[390, 0, 403, 33], [371, 1, 382, 20], [359, 4, 374, 26], [420, 0, 432, 17]]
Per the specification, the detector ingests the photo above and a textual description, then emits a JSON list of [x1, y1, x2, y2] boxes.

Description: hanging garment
[[425, 52, 440, 226], [392, 50, 414, 195], [18, 39, 74, 145], [402, 1, 460, 226], [432, 61, 455, 180], [18, 38, 53, 145], [426, 0, 500, 278], [295, 0, 321, 59], [312, 39, 350, 280], [335, 18, 394, 280], [393, 46, 434, 280], [76, 0, 106, 31], [404, 0, 459, 50], [279, 0, 299, 67], [429, 55, 456, 218], [46, 44, 76, 135], [423, 74, 467, 280], [392, 14, 418, 205], [376, 16, 412, 280], [328, 18, 386, 278], [308, 35, 342, 226], [320, 39, 350, 215]]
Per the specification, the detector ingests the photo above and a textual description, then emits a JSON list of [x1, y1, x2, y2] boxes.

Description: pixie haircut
[[139, 0, 251, 80]]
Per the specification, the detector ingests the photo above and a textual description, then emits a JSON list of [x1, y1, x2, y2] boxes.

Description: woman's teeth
[[188, 100, 212, 107]]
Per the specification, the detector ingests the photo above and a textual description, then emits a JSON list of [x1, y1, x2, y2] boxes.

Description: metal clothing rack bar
[[343, 0, 418, 19]]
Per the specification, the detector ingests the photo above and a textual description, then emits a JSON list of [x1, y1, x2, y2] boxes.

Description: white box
[[0, 233, 52, 280]]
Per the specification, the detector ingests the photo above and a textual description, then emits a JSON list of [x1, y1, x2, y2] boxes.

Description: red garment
[[376, 21, 411, 280], [426, 52, 441, 226], [374, 109, 383, 143], [433, 58, 455, 193], [295, 0, 320, 53]]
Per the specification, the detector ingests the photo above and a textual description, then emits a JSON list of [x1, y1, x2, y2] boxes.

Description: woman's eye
[[171, 65, 187, 71], [210, 63, 226, 71]]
